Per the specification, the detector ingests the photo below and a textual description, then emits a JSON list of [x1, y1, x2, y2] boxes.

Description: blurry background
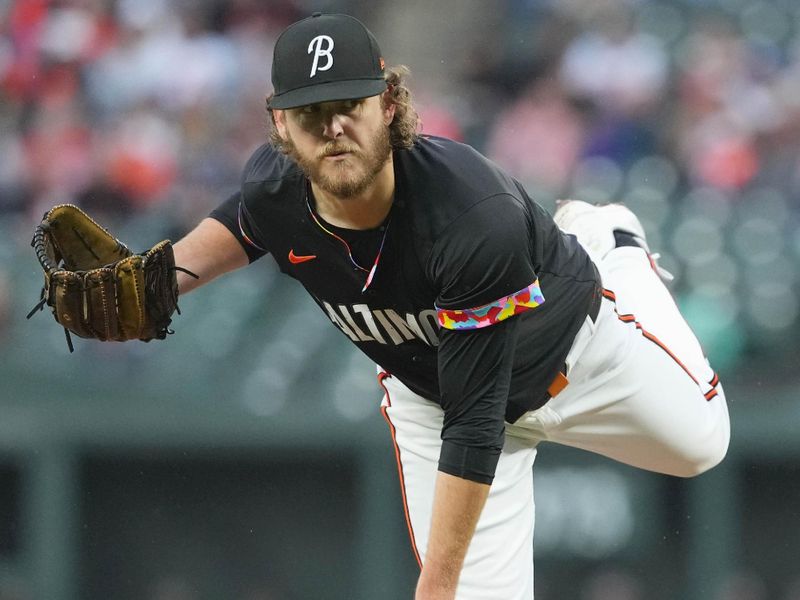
[[0, 0, 799, 598]]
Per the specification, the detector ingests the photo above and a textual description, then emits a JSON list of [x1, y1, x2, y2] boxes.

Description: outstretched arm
[[173, 217, 250, 295], [419, 193, 539, 597], [416, 473, 490, 600]]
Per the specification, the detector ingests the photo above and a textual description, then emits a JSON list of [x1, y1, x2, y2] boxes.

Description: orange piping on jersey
[[378, 372, 423, 569]]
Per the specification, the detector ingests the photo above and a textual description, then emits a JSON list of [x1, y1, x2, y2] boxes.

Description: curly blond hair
[[267, 65, 420, 152]]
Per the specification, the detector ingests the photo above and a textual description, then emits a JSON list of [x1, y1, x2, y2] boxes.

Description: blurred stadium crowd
[[1, 0, 799, 381]]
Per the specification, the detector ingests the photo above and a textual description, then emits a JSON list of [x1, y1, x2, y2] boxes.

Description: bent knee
[[670, 428, 731, 478]]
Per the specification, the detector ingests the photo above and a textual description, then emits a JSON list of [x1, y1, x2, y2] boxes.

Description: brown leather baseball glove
[[28, 204, 193, 351]]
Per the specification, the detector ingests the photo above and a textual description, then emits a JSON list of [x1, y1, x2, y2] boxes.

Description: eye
[[340, 99, 363, 113]]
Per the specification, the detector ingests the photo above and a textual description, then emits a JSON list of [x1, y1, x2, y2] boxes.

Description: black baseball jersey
[[211, 135, 600, 483]]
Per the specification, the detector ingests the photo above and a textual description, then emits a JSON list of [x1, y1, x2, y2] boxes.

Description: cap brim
[[270, 78, 387, 109]]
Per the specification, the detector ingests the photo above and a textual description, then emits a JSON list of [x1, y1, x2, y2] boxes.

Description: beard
[[284, 125, 392, 198]]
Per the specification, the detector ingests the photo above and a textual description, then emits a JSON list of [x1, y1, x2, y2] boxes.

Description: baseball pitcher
[[30, 13, 730, 600]]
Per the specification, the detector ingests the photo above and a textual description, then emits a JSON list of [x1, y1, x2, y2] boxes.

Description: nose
[[322, 113, 344, 139]]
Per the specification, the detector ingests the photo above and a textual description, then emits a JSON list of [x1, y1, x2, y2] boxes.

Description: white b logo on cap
[[308, 35, 334, 78]]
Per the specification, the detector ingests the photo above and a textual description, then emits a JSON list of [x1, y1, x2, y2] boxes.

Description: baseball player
[[39, 13, 730, 600]]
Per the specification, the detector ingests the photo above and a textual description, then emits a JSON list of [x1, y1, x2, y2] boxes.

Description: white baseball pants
[[378, 247, 731, 599]]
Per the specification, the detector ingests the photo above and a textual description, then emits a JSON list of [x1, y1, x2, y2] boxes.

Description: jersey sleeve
[[431, 193, 542, 327], [436, 317, 520, 483], [209, 190, 269, 263], [429, 193, 543, 484]]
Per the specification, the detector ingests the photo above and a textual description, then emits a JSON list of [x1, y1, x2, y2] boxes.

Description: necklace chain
[[306, 196, 391, 293]]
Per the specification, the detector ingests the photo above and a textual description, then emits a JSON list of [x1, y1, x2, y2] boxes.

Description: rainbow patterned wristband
[[436, 280, 545, 330]]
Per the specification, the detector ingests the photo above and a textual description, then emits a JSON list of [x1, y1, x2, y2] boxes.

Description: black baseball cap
[[269, 13, 387, 110]]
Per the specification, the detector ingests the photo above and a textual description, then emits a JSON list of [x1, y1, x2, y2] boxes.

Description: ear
[[272, 109, 290, 141], [381, 91, 396, 126]]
